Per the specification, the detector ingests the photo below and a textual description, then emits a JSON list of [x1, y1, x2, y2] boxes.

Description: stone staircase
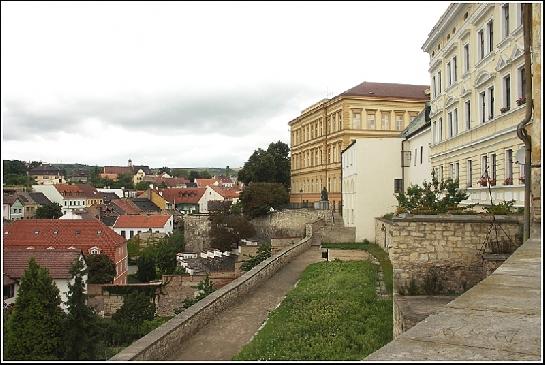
[[318, 212, 356, 244]]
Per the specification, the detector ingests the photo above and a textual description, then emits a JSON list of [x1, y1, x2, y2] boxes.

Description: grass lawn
[[233, 260, 392, 361]]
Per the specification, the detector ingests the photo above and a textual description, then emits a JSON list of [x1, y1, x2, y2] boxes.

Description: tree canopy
[[238, 141, 290, 188], [86, 254, 116, 284], [239, 182, 289, 218], [63, 258, 101, 360], [4, 258, 66, 360], [35, 202, 63, 219]]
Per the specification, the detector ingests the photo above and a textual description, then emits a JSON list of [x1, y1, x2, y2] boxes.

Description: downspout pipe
[[516, 3, 533, 241]]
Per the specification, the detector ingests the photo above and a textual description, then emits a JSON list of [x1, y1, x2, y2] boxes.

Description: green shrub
[[484, 200, 517, 215], [240, 243, 272, 271]]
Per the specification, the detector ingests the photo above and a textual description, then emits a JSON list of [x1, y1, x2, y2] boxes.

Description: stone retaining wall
[[110, 222, 316, 361], [375, 215, 522, 295], [251, 209, 332, 240]]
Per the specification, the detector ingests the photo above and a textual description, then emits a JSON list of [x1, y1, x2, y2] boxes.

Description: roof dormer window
[[34, 230, 39, 235], [89, 247, 101, 255]]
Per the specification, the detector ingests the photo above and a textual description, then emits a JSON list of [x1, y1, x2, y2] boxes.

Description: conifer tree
[[4, 258, 65, 360], [63, 258, 100, 360]]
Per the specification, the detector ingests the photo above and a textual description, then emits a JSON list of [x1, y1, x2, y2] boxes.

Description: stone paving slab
[[168, 247, 323, 361], [365, 337, 539, 361], [366, 238, 541, 361], [404, 308, 541, 355]]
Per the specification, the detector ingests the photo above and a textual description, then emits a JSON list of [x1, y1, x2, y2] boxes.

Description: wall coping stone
[[388, 214, 522, 224]]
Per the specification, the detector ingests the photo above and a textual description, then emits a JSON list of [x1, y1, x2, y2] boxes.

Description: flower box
[[478, 176, 488, 187], [504, 177, 513, 185], [489, 179, 496, 186], [516, 97, 526, 106], [500, 106, 509, 113], [519, 176, 525, 184]]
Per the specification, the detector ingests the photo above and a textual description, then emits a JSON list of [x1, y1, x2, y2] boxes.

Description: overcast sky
[[1, 1, 448, 168]]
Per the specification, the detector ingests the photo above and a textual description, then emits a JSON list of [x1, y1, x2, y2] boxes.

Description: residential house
[[210, 186, 241, 203], [422, 3, 530, 207], [401, 103, 433, 188], [2, 192, 52, 221], [342, 137, 403, 241], [3, 249, 86, 311], [195, 178, 219, 188], [137, 189, 171, 210], [29, 165, 65, 185], [131, 198, 162, 213], [9, 197, 24, 220], [32, 184, 103, 215], [289, 81, 429, 210], [97, 188, 124, 199], [3, 219, 127, 284], [100, 159, 150, 181], [113, 215, 174, 239], [67, 169, 89, 183], [161, 186, 224, 214]]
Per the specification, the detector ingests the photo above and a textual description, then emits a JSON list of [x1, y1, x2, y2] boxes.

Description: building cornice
[[422, 3, 464, 52]]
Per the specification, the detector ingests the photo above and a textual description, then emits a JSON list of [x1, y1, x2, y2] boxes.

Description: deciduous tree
[[86, 254, 116, 284], [35, 202, 63, 219], [239, 182, 289, 218]]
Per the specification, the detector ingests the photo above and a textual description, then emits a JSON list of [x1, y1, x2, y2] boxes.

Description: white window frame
[[465, 99, 471, 130], [503, 73, 511, 110], [463, 43, 470, 73], [502, 3, 510, 40], [467, 159, 473, 187]]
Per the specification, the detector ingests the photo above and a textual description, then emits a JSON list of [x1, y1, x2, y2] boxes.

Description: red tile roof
[[195, 179, 218, 188], [111, 199, 142, 215], [113, 215, 171, 229], [3, 249, 82, 280], [210, 186, 240, 199], [143, 176, 190, 187], [339, 81, 430, 101], [103, 166, 133, 175], [54, 184, 100, 199], [160, 188, 206, 204], [3, 219, 125, 264]]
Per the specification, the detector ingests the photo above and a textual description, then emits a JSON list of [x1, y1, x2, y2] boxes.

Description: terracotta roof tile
[[3, 219, 124, 264], [3, 249, 82, 279], [210, 186, 240, 199], [195, 179, 219, 188], [339, 81, 430, 101], [160, 188, 206, 204], [111, 199, 142, 215], [113, 215, 171, 229]]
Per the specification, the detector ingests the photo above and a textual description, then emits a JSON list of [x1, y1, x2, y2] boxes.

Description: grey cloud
[[3, 85, 312, 141]]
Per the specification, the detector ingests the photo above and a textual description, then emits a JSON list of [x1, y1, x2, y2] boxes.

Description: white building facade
[[342, 137, 403, 241]]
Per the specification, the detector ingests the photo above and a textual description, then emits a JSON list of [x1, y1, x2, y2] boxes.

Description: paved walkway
[[366, 238, 542, 361], [169, 247, 323, 360]]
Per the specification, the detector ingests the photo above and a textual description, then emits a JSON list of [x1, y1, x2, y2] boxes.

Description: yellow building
[[288, 81, 429, 209], [422, 3, 538, 208], [530, 3, 541, 229]]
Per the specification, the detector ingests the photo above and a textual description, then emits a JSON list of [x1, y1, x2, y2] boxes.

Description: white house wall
[[342, 138, 403, 241], [404, 127, 433, 188]]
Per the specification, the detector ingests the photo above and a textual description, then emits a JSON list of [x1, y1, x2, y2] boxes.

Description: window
[[351, 111, 360, 129], [467, 160, 473, 187], [503, 74, 511, 110], [89, 247, 101, 255], [481, 155, 489, 177], [449, 163, 454, 179], [463, 44, 470, 73], [438, 71, 442, 93], [440, 166, 444, 181], [455, 162, 460, 181], [120, 230, 126, 238], [3, 284, 14, 299], [518, 66, 526, 99], [453, 108, 458, 136], [420, 146, 424, 164], [516, 3, 522, 27], [439, 117, 443, 142], [487, 20, 494, 53], [478, 29, 485, 60], [432, 75, 436, 97], [465, 100, 471, 130], [395, 114, 404, 130], [480, 91, 486, 123], [502, 3, 510, 39], [381, 112, 390, 130], [414, 148, 417, 166], [488, 86, 495, 119], [505, 149, 513, 184], [394, 179, 403, 193], [448, 111, 453, 138], [491, 153, 497, 181], [130, 230, 134, 239], [367, 113, 376, 129], [453, 56, 457, 82], [432, 121, 437, 143], [447, 61, 452, 86]]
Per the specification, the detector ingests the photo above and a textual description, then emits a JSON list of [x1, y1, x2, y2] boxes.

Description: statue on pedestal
[[321, 187, 328, 201]]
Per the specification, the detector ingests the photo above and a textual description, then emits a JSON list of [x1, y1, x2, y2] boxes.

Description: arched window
[[89, 246, 101, 255]]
